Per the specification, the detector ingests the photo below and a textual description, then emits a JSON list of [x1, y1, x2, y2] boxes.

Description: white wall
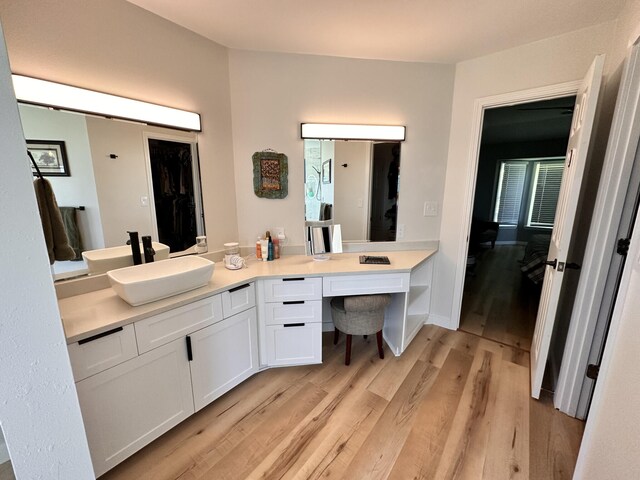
[[334, 141, 371, 240], [18, 104, 105, 251], [433, 22, 615, 326], [228, 50, 454, 247], [0, 21, 94, 479], [0, 0, 238, 251]]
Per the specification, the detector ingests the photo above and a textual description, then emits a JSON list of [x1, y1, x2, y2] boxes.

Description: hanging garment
[[33, 178, 76, 264]]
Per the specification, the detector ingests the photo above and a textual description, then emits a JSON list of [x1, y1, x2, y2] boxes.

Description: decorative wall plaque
[[252, 150, 288, 199]]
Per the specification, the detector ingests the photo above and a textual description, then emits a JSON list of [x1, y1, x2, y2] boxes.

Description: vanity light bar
[[12, 75, 201, 132], [301, 123, 406, 141]]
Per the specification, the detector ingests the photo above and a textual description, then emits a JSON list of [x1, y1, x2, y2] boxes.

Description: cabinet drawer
[[135, 295, 223, 354], [262, 277, 322, 302], [221, 282, 255, 318], [264, 300, 322, 326], [68, 324, 138, 382], [322, 273, 410, 297], [266, 323, 322, 366]]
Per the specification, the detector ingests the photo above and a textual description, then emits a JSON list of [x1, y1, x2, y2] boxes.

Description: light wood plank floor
[[461, 245, 539, 350], [101, 325, 583, 480], [0, 461, 15, 480]]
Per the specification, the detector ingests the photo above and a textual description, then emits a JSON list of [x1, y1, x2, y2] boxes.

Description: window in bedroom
[[526, 161, 564, 228], [493, 161, 527, 226]]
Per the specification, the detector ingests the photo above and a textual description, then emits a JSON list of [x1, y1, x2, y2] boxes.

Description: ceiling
[[126, 0, 624, 63], [482, 96, 577, 144]]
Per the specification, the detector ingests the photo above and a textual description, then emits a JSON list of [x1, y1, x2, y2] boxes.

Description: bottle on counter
[[266, 231, 274, 261], [273, 236, 280, 259], [256, 236, 262, 259]]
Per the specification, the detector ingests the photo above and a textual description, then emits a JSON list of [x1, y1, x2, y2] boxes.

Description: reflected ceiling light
[[301, 123, 406, 141], [12, 75, 201, 132]]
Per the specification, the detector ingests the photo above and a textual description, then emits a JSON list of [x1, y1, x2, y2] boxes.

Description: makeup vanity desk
[[58, 249, 435, 476]]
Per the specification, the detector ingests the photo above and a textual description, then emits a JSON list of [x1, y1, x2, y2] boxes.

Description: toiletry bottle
[[268, 235, 274, 261], [273, 236, 280, 259], [266, 231, 273, 261], [256, 236, 262, 259], [260, 238, 268, 261]]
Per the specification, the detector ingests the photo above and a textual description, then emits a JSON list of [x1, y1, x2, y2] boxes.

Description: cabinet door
[[75, 338, 194, 477], [266, 323, 322, 366], [189, 308, 259, 411]]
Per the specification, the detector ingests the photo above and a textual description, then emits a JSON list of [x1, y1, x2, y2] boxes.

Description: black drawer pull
[[78, 327, 124, 345], [283, 277, 305, 282], [284, 323, 305, 328], [283, 301, 305, 305], [229, 283, 251, 293], [186, 336, 193, 362]]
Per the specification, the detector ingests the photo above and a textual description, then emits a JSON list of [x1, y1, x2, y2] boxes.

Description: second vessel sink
[[82, 243, 170, 275], [107, 256, 215, 306]]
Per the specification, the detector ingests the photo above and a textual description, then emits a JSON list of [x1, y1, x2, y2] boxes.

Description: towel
[[34, 178, 76, 264], [59, 207, 83, 260]]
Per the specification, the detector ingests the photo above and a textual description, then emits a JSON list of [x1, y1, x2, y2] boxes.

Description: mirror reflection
[[304, 139, 401, 242], [18, 103, 204, 281]]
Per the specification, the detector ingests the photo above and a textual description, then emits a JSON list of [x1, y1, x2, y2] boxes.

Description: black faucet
[[126, 231, 143, 265], [142, 236, 155, 263]]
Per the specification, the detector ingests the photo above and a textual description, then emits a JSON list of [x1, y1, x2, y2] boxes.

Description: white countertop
[[59, 250, 436, 344]]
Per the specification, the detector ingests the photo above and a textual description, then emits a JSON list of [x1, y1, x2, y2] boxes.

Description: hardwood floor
[[101, 325, 584, 480], [460, 245, 539, 351], [0, 461, 16, 480]]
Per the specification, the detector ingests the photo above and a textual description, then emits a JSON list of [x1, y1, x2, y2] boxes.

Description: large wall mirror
[[304, 139, 401, 242], [19, 103, 205, 281]]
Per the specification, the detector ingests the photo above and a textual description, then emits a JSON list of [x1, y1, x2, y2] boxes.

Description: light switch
[[397, 224, 405, 239], [357, 198, 363, 208], [423, 201, 438, 217]]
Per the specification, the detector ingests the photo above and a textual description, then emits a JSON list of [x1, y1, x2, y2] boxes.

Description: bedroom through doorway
[[460, 95, 576, 352]]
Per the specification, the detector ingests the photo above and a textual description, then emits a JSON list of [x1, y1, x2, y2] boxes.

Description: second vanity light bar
[[301, 123, 406, 141], [12, 75, 202, 132]]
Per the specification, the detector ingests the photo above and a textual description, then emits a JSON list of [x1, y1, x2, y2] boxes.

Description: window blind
[[527, 161, 564, 228], [493, 162, 527, 225]]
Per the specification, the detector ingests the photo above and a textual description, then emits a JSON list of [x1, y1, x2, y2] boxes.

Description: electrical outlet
[[140, 196, 149, 207], [423, 201, 438, 217], [274, 227, 285, 239], [397, 224, 405, 239]]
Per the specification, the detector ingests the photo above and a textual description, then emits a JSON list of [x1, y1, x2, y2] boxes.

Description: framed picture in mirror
[[322, 159, 331, 184], [27, 140, 70, 176]]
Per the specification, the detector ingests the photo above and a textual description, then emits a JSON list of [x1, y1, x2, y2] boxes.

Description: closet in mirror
[[304, 139, 401, 242], [18, 104, 204, 281]]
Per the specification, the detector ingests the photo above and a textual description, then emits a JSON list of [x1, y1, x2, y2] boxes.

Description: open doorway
[[460, 96, 576, 351], [144, 136, 204, 253]]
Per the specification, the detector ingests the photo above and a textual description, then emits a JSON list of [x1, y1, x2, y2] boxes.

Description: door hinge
[[586, 363, 600, 380], [617, 238, 631, 256]]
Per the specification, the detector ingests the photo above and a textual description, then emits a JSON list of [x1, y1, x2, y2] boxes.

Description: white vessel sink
[[107, 256, 214, 306], [82, 242, 170, 275]]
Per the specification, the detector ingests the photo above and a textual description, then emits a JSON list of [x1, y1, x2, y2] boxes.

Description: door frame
[[142, 131, 204, 245], [555, 40, 640, 417], [451, 81, 581, 332]]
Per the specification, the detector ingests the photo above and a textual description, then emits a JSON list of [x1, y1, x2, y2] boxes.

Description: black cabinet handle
[[78, 327, 124, 345], [229, 283, 251, 293], [284, 323, 305, 328], [283, 301, 305, 305], [186, 336, 193, 362], [283, 277, 305, 282]]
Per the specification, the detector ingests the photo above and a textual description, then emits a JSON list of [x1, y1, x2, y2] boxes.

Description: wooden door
[[530, 55, 605, 398]]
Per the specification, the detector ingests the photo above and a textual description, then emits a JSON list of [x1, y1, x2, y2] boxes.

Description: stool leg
[[345, 334, 352, 365], [334, 328, 339, 345], [376, 330, 384, 360]]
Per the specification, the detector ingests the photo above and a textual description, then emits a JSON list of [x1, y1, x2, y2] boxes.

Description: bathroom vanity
[[59, 250, 435, 477]]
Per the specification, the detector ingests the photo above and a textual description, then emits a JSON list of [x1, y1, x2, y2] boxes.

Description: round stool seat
[[330, 294, 391, 365]]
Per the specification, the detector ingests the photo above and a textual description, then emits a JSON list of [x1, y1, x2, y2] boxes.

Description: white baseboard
[[426, 314, 455, 330]]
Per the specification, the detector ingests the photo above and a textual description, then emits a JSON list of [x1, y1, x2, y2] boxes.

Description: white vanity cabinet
[[71, 283, 259, 477], [259, 277, 323, 367], [75, 337, 194, 477], [189, 307, 258, 411]]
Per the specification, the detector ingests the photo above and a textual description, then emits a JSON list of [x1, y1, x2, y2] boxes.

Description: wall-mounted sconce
[[300, 123, 406, 141], [12, 75, 201, 132]]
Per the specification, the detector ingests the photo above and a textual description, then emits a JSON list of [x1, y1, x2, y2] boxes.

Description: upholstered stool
[[330, 294, 391, 365]]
